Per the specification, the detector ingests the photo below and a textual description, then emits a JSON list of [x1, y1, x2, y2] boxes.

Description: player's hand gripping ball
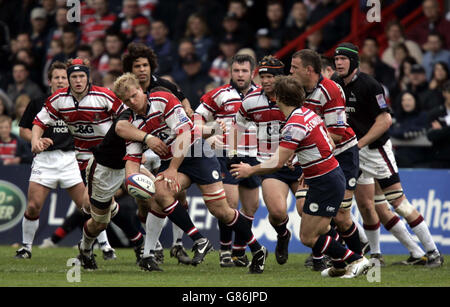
[[125, 173, 156, 200]]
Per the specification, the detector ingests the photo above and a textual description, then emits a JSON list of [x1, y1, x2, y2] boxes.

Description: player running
[[334, 42, 443, 267], [290, 49, 362, 272], [231, 75, 370, 278], [234, 55, 302, 265], [194, 54, 261, 267], [115, 73, 268, 274]]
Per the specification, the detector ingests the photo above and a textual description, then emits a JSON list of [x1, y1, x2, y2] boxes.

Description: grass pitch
[[0, 246, 449, 287]]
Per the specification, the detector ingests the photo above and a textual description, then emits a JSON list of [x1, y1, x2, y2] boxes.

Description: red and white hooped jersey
[[235, 88, 285, 162], [33, 85, 126, 170], [195, 83, 258, 156], [124, 90, 195, 163], [279, 107, 339, 179], [303, 76, 357, 156]]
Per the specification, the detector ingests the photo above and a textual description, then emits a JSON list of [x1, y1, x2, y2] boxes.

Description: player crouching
[[114, 73, 268, 273]]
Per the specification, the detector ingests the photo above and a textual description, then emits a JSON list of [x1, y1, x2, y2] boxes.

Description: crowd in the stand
[[0, 0, 449, 168]]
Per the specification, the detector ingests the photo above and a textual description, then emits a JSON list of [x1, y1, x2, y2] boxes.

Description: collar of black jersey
[[230, 80, 257, 98]]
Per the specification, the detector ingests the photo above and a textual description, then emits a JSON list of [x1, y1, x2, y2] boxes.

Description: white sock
[[22, 216, 39, 250], [81, 226, 96, 252], [364, 223, 381, 254], [97, 230, 111, 250], [388, 218, 425, 258], [172, 222, 184, 246], [144, 211, 165, 258], [353, 218, 368, 244], [410, 218, 438, 253]]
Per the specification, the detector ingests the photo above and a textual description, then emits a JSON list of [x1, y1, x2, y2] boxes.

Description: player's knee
[[300, 232, 315, 248], [26, 201, 41, 218], [393, 198, 415, 218]]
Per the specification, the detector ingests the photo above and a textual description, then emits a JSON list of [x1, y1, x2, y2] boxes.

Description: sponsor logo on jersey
[[376, 94, 387, 108], [0, 180, 26, 232]]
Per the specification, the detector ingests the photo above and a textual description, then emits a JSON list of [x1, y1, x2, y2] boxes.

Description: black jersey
[[19, 95, 74, 152], [336, 71, 390, 149], [147, 75, 186, 102], [90, 108, 133, 169]]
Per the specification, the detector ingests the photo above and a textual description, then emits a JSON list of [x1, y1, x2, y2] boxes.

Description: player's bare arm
[[31, 125, 53, 154], [357, 112, 392, 149]]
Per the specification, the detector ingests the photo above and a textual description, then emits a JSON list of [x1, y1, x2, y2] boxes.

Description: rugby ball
[[125, 173, 156, 200]]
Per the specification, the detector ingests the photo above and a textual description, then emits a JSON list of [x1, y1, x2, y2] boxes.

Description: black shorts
[[260, 165, 302, 185], [303, 167, 345, 218], [217, 156, 261, 189], [158, 139, 222, 186], [335, 145, 359, 191]]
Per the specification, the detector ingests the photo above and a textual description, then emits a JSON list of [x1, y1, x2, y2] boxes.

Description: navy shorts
[[303, 167, 345, 217], [260, 165, 303, 185], [335, 145, 359, 190], [217, 156, 261, 189], [158, 139, 222, 186]]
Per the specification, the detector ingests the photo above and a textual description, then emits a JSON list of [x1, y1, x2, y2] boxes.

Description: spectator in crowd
[[149, 20, 176, 76], [42, 0, 57, 30], [209, 37, 240, 86], [184, 13, 214, 65], [408, 0, 450, 50], [15, 32, 33, 52], [305, 26, 326, 54], [406, 64, 443, 112], [427, 80, 450, 168], [389, 91, 432, 168], [254, 28, 276, 62], [52, 24, 79, 64], [361, 37, 396, 93], [227, 0, 254, 45], [43, 39, 63, 85], [7, 61, 43, 103], [98, 30, 126, 76], [90, 37, 106, 71], [29, 7, 50, 73], [45, 7, 69, 48], [131, 16, 152, 47], [391, 43, 411, 77], [422, 32, 450, 81], [171, 38, 196, 83], [110, 0, 144, 43], [14, 48, 42, 88], [108, 55, 123, 73], [284, 1, 309, 44], [177, 52, 213, 110], [429, 61, 449, 92], [266, 0, 286, 50], [102, 70, 122, 89], [81, 0, 117, 44], [0, 94, 11, 116], [382, 20, 423, 69], [308, 0, 350, 50], [392, 56, 418, 101], [0, 115, 32, 165], [220, 12, 252, 49], [11, 94, 30, 137]]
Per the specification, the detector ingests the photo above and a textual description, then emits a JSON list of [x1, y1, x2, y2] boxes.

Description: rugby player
[[334, 43, 443, 267], [231, 75, 370, 278]]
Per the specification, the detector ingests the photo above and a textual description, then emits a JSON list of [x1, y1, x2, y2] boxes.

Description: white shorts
[[30, 150, 83, 189], [86, 157, 125, 204], [357, 139, 398, 185]]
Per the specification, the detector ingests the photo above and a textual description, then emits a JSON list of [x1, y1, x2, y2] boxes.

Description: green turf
[[1, 246, 449, 287]]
